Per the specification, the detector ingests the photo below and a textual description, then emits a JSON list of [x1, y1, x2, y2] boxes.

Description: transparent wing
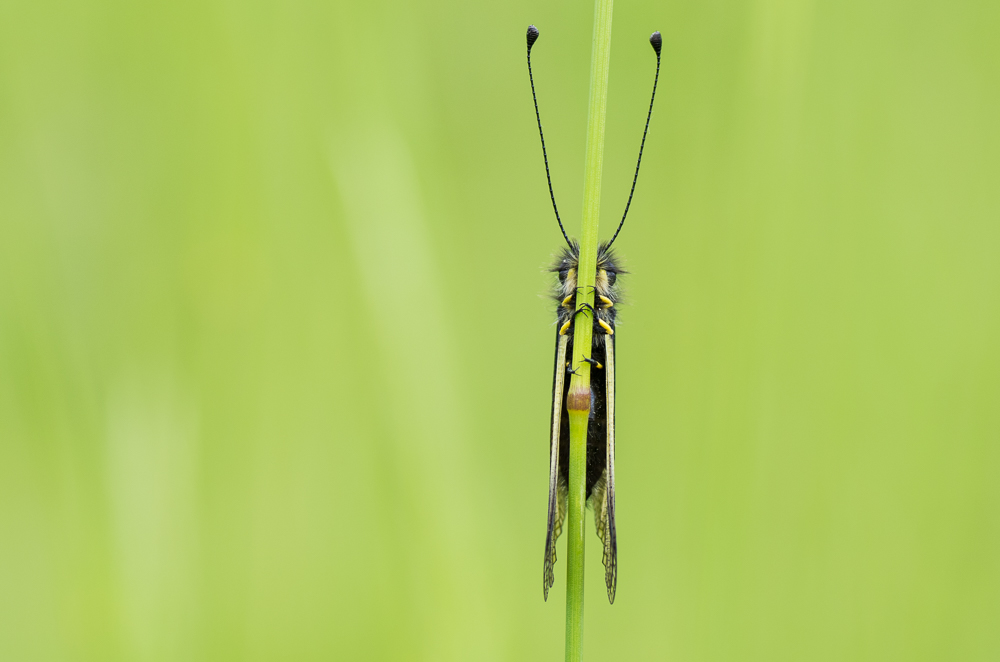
[[601, 334, 618, 603], [543, 333, 570, 600]]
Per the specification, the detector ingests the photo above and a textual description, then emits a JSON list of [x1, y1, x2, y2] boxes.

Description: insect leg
[[559, 303, 597, 336]]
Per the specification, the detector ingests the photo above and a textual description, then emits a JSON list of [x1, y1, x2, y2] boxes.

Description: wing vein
[[543, 333, 570, 600], [604, 335, 618, 602]]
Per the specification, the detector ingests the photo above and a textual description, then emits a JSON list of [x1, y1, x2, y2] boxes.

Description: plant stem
[[565, 0, 614, 659]]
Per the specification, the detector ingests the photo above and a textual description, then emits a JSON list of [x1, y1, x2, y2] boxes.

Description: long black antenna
[[607, 31, 662, 249], [526, 25, 572, 249]]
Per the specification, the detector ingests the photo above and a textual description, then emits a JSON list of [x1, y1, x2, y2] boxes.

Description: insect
[[526, 25, 662, 604]]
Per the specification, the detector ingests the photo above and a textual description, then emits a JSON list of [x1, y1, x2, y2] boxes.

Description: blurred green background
[[2, 0, 999, 659]]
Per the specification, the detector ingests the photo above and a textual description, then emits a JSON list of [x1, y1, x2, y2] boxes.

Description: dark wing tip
[[527, 25, 540, 50], [605, 556, 618, 604], [649, 31, 662, 56], [606, 545, 617, 603]]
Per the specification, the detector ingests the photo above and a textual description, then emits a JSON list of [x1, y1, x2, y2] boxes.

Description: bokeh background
[[2, 0, 999, 660]]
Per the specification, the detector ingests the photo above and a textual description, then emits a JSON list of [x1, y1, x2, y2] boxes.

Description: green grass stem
[[565, 0, 614, 659]]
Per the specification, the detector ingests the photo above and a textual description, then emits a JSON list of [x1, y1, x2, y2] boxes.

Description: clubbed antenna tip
[[649, 31, 662, 55], [527, 25, 539, 49]]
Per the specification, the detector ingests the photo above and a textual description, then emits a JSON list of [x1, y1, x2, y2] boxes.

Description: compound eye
[[606, 271, 617, 286], [558, 269, 569, 283]]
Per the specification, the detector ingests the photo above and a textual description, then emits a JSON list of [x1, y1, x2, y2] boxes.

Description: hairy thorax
[[553, 242, 623, 339]]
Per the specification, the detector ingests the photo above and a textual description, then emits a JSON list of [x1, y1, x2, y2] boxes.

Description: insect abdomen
[[558, 334, 610, 501]]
